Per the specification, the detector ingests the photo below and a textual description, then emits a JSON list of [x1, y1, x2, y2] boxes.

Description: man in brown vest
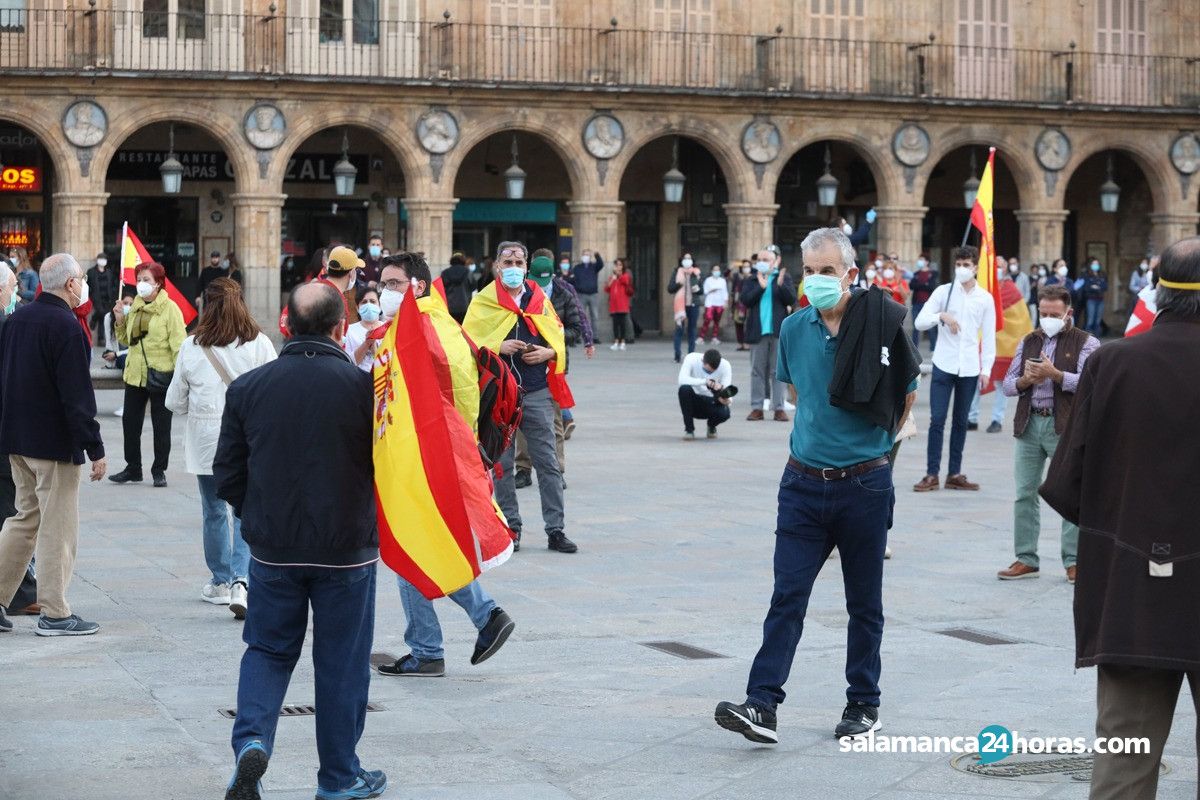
[[996, 283, 1099, 584]]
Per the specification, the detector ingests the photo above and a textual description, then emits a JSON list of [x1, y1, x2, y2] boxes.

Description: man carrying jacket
[[215, 282, 386, 800], [1041, 236, 1200, 800], [740, 245, 795, 422]]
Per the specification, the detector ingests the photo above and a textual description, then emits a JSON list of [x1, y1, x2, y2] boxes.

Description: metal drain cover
[[937, 627, 1023, 646], [218, 703, 386, 719], [951, 752, 1170, 783], [639, 641, 728, 660]]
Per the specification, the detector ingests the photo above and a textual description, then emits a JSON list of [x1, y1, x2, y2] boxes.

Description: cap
[[529, 255, 554, 288], [210, 250, 222, 258], [327, 245, 364, 274]]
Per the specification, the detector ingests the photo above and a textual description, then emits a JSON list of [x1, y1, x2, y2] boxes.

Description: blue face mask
[[358, 303, 381, 322], [803, 274, 846, 310], [368, 245, 382, 258], [755, 261, 771, 274], [1090, 263, 1101, 272], [501, 267, 525, 288]]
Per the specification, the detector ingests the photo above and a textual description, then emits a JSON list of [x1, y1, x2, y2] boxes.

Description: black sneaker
[[514, 469, 532, 489], [36, 614, 100, 636], [225, 740, 268, 800], [0, 605, 11, 632], [986, 421, 1002, 433], [108, 468, 143, 484], [511, 529, 521, 553], [153, 472, 168, 488], [376, 653, 445, 677], [966, 421, 979, 431], [471, 607, 515, 665], [547, 531, 578, 553], [834, 701, 881, 739], [714, 700, 778, 744], [706, 426, 718, 439]]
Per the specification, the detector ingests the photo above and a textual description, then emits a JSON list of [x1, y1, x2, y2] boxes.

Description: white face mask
[[1056, 266, 1069, 277], [1009, 264, 1020, 274], [1039, 316, 1066, 338], [883, 269, 895, 279], [379, 288, 403, 318], [581, 255, 592, 265], [865, 269, 877, 281], [95, 258, 107, 268], [681, 258, 693, 268], [955, 266, 975, 284], [842, 223, 853, 236], [136, 280, 155, 299], [873, 259, 883, 269], [1038, 268, 1047, 277]]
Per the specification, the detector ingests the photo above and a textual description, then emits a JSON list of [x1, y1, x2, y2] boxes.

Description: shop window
[[0, 0, 25, 32]]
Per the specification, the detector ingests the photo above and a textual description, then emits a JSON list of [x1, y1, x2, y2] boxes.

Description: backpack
[[462, 335, 524, 472]]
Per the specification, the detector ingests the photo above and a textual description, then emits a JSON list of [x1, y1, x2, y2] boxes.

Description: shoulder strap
[[201, 346, 236, 386]]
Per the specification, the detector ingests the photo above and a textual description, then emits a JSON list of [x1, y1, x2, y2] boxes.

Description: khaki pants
[[0, 455, 81, 619], [514, 401, 565, 475]]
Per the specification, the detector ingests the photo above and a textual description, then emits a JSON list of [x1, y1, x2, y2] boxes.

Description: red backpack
[[462, 335, 524, 473]]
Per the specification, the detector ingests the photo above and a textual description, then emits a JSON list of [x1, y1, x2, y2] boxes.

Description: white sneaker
[[712, 338, 721, 345], [619, 342, 626, 351], [610, 342, 619, 351], [884, 545, 893, 560], [229, 581, 248, 620], [114, 406, 124, 418], [201, 581, 231, 605]]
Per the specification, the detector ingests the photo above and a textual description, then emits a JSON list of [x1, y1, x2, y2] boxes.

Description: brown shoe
[[15, 603, 40, 616], [945, 473, 980, 490], [773, 410, 790, 422], [1065, 565, 1077, 585], [746, 410, 764, 421], [998, 561, 1040, 580], [912, 474, 940, 492]]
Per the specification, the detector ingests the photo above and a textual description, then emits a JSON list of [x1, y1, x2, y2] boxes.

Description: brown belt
[[787, 456, 891, 481], [1030, 407, 1054, 417]]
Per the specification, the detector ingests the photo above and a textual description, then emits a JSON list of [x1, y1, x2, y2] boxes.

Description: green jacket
[[117, 290, 186, 388]]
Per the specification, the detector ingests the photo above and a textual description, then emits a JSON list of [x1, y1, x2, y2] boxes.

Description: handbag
[[138, 337, 174, 394]]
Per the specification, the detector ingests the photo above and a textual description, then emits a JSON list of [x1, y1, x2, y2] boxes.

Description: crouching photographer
[[678, 348, 736, 440]]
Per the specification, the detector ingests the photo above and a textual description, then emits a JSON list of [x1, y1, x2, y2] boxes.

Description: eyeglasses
[[379, 278, 410, 291], [498, 248, 525, 259]]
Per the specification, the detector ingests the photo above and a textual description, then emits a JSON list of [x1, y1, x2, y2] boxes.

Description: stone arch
[[767, 130, 900, 207], [271, 109, 424, 192], [914, 126, 1042, 210], [608, 117, 754, 204], [442, 113, 589, 200], [1059, 136, 1174, 214], [0, 102, 75, 190]]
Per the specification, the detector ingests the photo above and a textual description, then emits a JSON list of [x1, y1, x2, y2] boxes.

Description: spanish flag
[[968, 148, 1003, 332], [373, 290, 513, 600], [983, 279, 1034, 394], [120, 222, 198, 325]]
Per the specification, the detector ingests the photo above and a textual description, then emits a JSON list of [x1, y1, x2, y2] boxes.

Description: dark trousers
[[677, 385, 731, 433], [673, 305, 700, 360], [1090, 665, 1199, 800], [925, 365, 977, 477], [232, 560, 376, 793], [611, 312, 629, 342], [746, 462, 893, 711], [910, 302, 937, 349], [122, 384, 173, 475]]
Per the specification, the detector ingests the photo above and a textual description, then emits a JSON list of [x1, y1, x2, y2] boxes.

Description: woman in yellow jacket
[[109, 262, 186, 487]]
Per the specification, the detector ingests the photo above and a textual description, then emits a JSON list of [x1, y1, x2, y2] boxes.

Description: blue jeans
[[232, 560, 376, 793], [910, 303, 937, 350], [197, 474, 249, 585], [746, 462, 893, 711], [397, 576, 496, 661], [926, 365, 978, 476], [673, 305, 700, 360], [1086, 298, 1104, 336]]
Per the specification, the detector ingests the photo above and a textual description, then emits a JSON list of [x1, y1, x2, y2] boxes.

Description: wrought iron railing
[[1, 10, 1198, 110]]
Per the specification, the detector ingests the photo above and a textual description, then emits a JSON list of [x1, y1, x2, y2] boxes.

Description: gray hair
[[38, 253, 81, 291], [495, 240, 528, 261], [0, 262, 13, 286], [800, 227, 856, 272], [1155, 236, 1200, 320]]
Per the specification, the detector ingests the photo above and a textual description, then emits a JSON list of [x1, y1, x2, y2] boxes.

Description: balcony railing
[[2, 9, 1198, 110]]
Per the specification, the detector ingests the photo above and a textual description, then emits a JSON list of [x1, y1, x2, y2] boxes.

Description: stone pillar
[[52, 192, 109, 262], [231, 193, 286, 338], [873, 205, 929, 261], [1149, 212, 1200, 254], [1013, 209, 1070, 265], [402, 198, 458, 274], [723, 203, 779, 265], [567, 200, 624, 267]]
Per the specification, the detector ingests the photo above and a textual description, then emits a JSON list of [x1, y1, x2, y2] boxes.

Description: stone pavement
[[1, 338, 1195, 800]]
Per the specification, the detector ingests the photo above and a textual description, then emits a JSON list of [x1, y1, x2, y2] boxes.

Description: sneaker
[[229, 581, 248, 620], [712, 338, 720, 345], [35, 614, 100, 636], [987, 421, 1002, 433], [514, 469, 532, 489], [0, 605, 11, 632], [682, 431, 695, 441], [511, 529, 521, 553], [314, 768, 387, 800], [376, 653, 445, 677], [114, 405, 124, 417], [610, 342, 619, 351], [471, 607, 515, 665], [714, 700, 778, 744], [108, 467, 142, 484], [547, 531, 578, 553], [835, 701, 881, 739], [619, 342, 626, 351], [967, 421, 979, 431], [564, 420, 576, 440], [884, 545, 892, 559], [225, 740, 268, 800], [706, 426, 717, 439], [202, 581, 232, 605], [153, 472, 168, 488]]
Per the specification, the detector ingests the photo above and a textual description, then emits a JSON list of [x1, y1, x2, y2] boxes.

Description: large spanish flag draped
[[120, 222, 198, 325], [983, 279, 1034, 394], [373, 291, 513, 600], [968, 148, 1003, 332]]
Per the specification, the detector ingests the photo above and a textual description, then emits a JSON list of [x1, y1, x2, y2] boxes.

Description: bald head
[[287, 281, 345, 339]]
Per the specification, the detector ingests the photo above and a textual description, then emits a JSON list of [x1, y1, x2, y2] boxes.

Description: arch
[[272, 110, 424, 191], [913, 126, 1042, 210], [0, 105, 74, 192], [442, 114, 588, 200], [767, 131, 900, 207], [608, 117, 752, 204], [1060, 137, 1174, 214]]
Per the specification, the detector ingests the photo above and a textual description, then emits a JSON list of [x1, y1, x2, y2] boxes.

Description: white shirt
[[703, 275, 729, 308], [677, 352, 732, 398], [914, 281, 996, 378], [343, 321, 382, 372]]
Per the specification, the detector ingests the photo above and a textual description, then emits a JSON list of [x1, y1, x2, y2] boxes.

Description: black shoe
[[834, 701, 881, 739], [706, 426, 718, 439], [986, 421, 1002, 433], [376, 653, 445, 677], [108, 468, 143, 484], [225, 741, 268, 800], [471, 608, 515, 665], [967, 421, 979, 431], [511, 529, 521, 553], [714, 700, 778, 744], [152, 472, 168, 488], [0, 605, 11, 632], [547, 531, 577, 553], [514, 469, 532, 489]]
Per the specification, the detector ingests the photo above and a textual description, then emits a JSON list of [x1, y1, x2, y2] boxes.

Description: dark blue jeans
[[1086, 298, 1104, 337], [926, 365, 978, 476], [232, 560, 376, 792], [673, 305, 701, 360], [746, 462, 893, 711]]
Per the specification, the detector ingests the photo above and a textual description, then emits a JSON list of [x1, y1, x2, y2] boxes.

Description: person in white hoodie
[[166, 278, 276, 619]]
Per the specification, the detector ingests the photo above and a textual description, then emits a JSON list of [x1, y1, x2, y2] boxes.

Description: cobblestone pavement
[[0, 338, 1195, 800]]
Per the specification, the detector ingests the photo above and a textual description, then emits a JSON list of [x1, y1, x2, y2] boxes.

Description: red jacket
[[605, 272, 634, 314]]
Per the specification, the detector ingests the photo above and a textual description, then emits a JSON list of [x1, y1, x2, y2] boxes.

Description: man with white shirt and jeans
[[678, 348, 733, 440], [913, 245, 996, 492]]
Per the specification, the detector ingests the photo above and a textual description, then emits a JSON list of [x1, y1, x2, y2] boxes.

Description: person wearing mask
[[103, 289, 135, 374], [732, 261, 752, 351], [214, 282, 386, 800], [699, 265, 729, 344], [836, 209, 877, 248], [1128, 258, 1151, 314], [323, 246, 363, 327], [360, 234, 385, 287], [342, 286, 383, 372], [166, 278, 276, 618], [741, 245, 795, 422], [912, 246, 996, 492], [859, 258, 883, 290], [878, 259, 909, 305], [968, 255, 1016, 433], [907, 254, 938, 349], [86, 251, 119, 342], [567, 249, 603, 341], [677, 348, 733, 439], [1008, 256, 1030, 303], [1082, 260, 1108, 337], [1029, 264, 1046, 322], [0, 253, 106, 636], [605, 257, 635, 351], [668, 254, 704, 362], [438, 252, 473, 324], [12, 247, 37, 305], [109, 262, 187, 489]]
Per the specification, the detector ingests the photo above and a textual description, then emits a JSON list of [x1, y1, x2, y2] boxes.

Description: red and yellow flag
[[983, 279, 1034, 394], [968, 148, 1003, 332], [373, 290, 513, 600], [120, 222, 198, 325]]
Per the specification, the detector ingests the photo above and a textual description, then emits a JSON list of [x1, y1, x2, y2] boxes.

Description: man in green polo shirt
[[715, 226, 917, 746]]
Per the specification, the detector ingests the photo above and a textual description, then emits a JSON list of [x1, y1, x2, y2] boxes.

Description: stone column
[[1013, 209, 1070, 265], [402, 198, 458, 274], [567, 200, 624, 266], [52, 192, 109, 262], [873, 205, 929, 261], [1149, 212, 1200, 254], [723, 203, 779, 265], [231, 193, 286, 338]]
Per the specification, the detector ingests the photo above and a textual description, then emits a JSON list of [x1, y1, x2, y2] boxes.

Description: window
[[352, 0, 377, 45], [0, 0, 26, 32], [142, 0, 205, 40], [957, 0, 1010, 51], [143, 0, 168, 38], [1096, 0, 1146, 54], [178, 0, 205, 40], [319, 0, 377, 45], [1093, 0, 1147, 103], [810, 0, 865, 41], [488, 0, 554, 28], [955, 0, 1012, 99]]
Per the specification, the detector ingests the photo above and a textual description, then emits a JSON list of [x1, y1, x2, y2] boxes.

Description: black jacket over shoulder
[[829, 287, 921, 433], [0, 293, 104, 465], [214, 335, 377, 567]]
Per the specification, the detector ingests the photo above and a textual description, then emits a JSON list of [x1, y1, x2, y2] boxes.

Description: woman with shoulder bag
[[165, 278, 276, 616], [109, 262, 186, 488]]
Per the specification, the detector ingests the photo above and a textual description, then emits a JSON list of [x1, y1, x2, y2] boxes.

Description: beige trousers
[[514, 401, 565, 474], [0, 455, 81, 619]]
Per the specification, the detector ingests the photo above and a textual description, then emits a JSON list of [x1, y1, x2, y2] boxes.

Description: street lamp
[[962, 149, 980, 209], [159, 122, 184, 195], [1099, 153, 1120, 213], [815, 144, 839, 207], [504, 134, 526, 200], [663, 137, 685, 203], [332, 129, 357, 197]]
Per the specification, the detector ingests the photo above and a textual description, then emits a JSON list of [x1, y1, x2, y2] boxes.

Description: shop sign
[[0, 166, 41, 193], [108, 150, 369, 184]]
